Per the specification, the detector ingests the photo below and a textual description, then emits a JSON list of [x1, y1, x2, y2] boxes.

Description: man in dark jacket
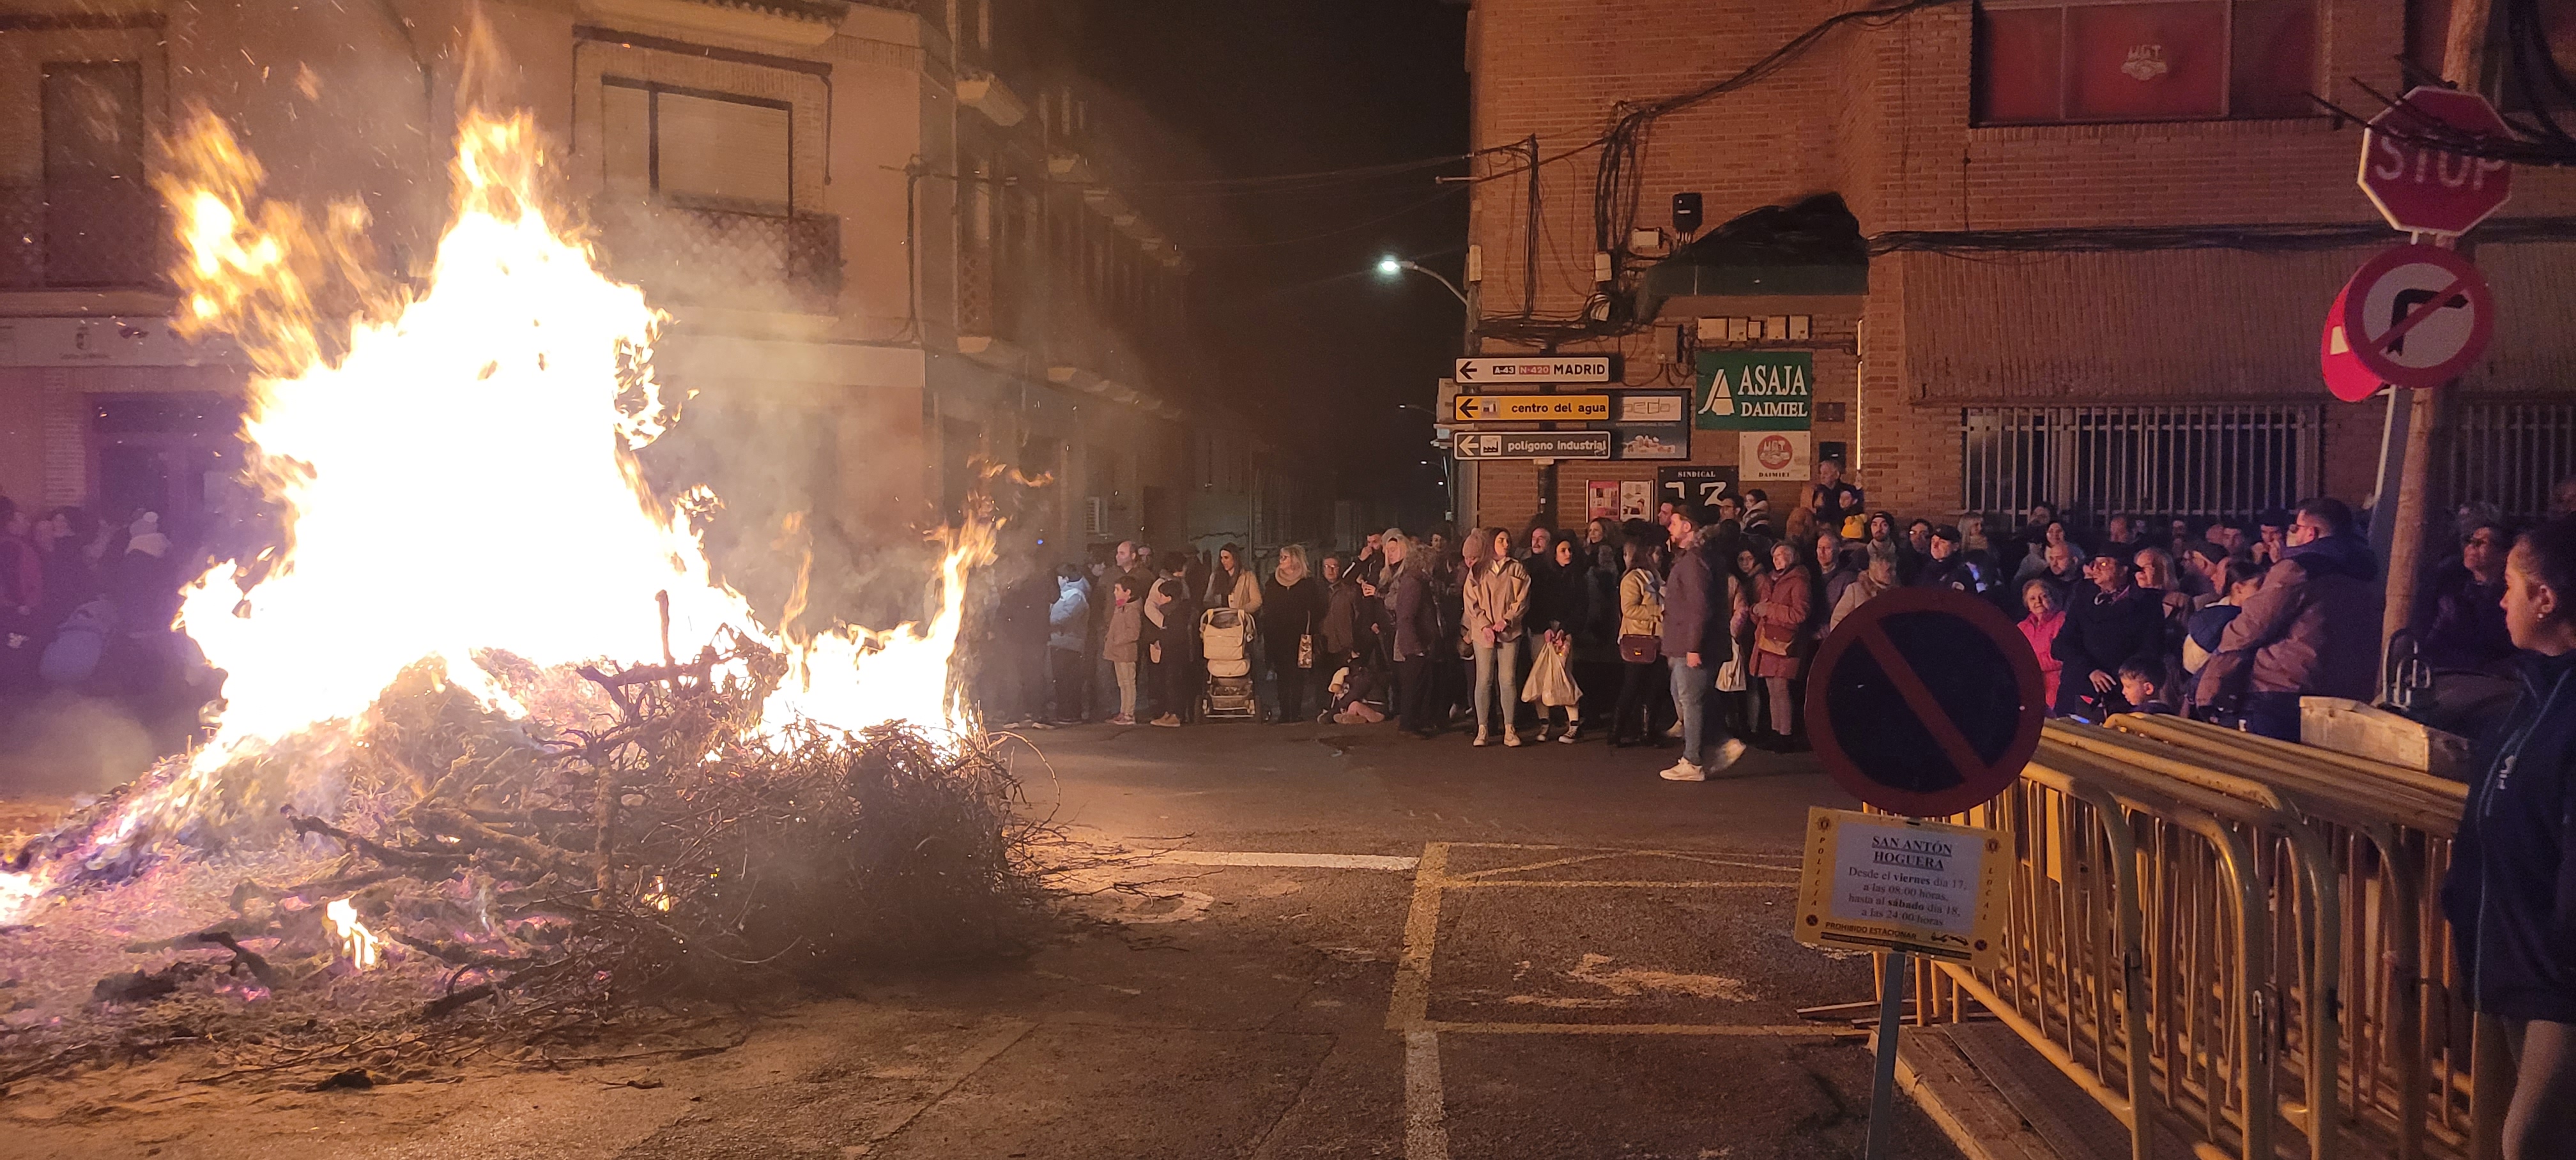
[[2052, 546, 2165, 721], [2442, 515, 2576, 1160], [1386, 535, 1442, 738], [1319, 553, 1364, 675], [2193, 497, 2384, 739], [1658, 507, 1747, 782], [2419, 521, 2516, 674]]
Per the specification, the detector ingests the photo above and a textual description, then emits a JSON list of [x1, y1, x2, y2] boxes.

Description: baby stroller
[[1200, 607, 1257, 721]]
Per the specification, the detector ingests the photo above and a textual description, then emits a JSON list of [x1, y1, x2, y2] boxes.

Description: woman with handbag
[[1719, 542, 1763, 739], [1611, 538, 1667, 749], [1259, 544, 1326, 724], [1751, 538, 1814, 751]]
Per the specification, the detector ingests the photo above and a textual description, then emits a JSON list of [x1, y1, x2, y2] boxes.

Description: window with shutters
[[601, 81, 793, 215], [1973, 0, 2317, 125]]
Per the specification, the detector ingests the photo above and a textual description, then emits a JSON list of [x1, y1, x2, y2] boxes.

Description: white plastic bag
[[1519, 637, 1582, 707]]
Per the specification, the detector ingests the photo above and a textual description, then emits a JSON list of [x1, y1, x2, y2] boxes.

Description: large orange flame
[[0, 110, 987, 922]]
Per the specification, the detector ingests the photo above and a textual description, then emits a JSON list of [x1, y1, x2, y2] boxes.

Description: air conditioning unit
[[1084, 496, 1105, 537]]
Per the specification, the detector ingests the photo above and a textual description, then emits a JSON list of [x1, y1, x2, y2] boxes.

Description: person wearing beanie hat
[[125, 512, 169, 560]]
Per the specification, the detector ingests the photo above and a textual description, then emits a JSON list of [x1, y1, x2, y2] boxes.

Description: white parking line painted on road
[[1416, 1019, 1866, 1037], [1405, 1029, 1450, 1160], [1149, 850, 1422, 871]]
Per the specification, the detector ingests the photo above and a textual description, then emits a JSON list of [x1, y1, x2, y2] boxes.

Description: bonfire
[[0, 107, 1037, 1088]]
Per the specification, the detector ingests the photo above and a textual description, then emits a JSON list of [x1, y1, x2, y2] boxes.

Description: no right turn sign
[[2332, 243, 2494, 391]]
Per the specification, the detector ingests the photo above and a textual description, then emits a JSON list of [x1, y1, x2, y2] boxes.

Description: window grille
[[2450, 401, 2576, 521], [1960, 404, 2320, 522]]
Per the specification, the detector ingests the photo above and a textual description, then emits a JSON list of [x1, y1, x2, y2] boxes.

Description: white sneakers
[[1473, 731, 1491, 747], [1659, 738, 1749, 782], [1502, 729, 1523, 747]]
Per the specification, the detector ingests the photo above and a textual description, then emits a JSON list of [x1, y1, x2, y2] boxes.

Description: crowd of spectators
[[0, 496, 212, 748], [993, 460, 2561, 769]]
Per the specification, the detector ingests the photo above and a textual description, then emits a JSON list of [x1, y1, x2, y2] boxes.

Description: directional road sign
[[1804, 587, 2046, 817], [2331, 243, 2494, 392], [1451, 431, 1611, 460], [1453, 356, 1615, 383], [1452, 393, 1611, 424], [2359, 86, 2513, 237]]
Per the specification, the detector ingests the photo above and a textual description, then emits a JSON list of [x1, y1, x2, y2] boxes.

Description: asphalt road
[[2, 717, 1962, 1160]]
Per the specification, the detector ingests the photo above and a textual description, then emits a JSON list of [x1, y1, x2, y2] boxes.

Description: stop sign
[[2359, 86, 2513, 236]]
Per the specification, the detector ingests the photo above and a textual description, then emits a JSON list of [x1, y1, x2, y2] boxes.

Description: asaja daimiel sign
[[1694, 351, 1813, 431]]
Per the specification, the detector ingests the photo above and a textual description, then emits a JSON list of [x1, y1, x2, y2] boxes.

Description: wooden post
[[2384, 0, 2498, 669]]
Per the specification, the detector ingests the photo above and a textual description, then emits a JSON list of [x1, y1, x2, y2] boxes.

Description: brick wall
[[1464, 0, 2576, 530]]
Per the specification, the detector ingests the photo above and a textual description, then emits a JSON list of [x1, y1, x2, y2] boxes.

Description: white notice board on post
[[1794, 809, 2005, 968]]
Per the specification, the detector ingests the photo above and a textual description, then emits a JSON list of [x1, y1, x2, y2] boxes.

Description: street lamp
[[1374, 256, 1476, 527], [1374, 255, 1469, 309]]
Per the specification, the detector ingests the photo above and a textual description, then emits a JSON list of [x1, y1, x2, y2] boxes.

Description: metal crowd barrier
[[1903, 717, 2476, 1160]]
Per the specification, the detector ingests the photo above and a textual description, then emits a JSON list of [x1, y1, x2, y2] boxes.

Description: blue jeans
[[1669, 658, 1728, 765], [1471, 636, 1522, 737]]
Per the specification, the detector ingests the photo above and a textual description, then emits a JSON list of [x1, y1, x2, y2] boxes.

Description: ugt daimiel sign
[[1694, 351, 1813, 431]]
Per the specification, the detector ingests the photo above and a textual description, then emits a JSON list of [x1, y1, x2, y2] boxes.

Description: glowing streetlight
[[1376, 255, 1404, 278]]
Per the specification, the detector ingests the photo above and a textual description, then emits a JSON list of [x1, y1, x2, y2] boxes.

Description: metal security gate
[[2450, 401, 2576, 521], [1961, 404, 2320, 522]]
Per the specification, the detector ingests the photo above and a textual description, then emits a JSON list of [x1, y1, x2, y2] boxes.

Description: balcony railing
[[594, 201, 841, 316], [0, 183, 167, 290]]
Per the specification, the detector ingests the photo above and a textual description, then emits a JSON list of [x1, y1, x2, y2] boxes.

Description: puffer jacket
[[1618, 567, 1663, 639], [1047, 577, 1089, 652], [2195, 531, 2383, 706], [1461, 556, 1531, 644], [2443, 649, 2576, 1022], [1753, 565, 1814, 658]]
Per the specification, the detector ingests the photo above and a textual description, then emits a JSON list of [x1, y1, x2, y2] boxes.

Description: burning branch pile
[[1, 636, 1041, 1087], [0, 105, 1038, 1090]]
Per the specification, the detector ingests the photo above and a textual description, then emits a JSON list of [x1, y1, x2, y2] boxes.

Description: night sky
[[1064, 0, 1469, 531]]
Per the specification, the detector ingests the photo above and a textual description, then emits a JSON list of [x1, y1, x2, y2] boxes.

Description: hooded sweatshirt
[[1048, 577, 1090, 652], [2195, 531, 2383, 705]]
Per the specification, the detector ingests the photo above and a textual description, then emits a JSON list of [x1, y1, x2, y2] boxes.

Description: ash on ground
[[0, 641, 1046, 1092]]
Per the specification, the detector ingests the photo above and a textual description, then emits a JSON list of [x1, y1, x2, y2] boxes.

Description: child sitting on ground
[[1330, 663, 1388, 725]]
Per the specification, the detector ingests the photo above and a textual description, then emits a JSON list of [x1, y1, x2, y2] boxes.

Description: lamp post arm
[[1398, 261, 1471, 309]]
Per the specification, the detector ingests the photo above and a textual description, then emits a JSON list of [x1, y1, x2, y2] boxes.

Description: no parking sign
[[1791, 587, 2041, 1159], [1803, 588, 2047, 817]]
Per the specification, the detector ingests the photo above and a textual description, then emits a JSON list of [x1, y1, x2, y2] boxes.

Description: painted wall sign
[[1694, 351, 1813, 431]]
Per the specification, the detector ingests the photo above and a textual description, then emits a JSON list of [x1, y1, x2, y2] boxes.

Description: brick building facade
[[0, 0, 1296, 606], [1459, 0, 2576, 533]]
